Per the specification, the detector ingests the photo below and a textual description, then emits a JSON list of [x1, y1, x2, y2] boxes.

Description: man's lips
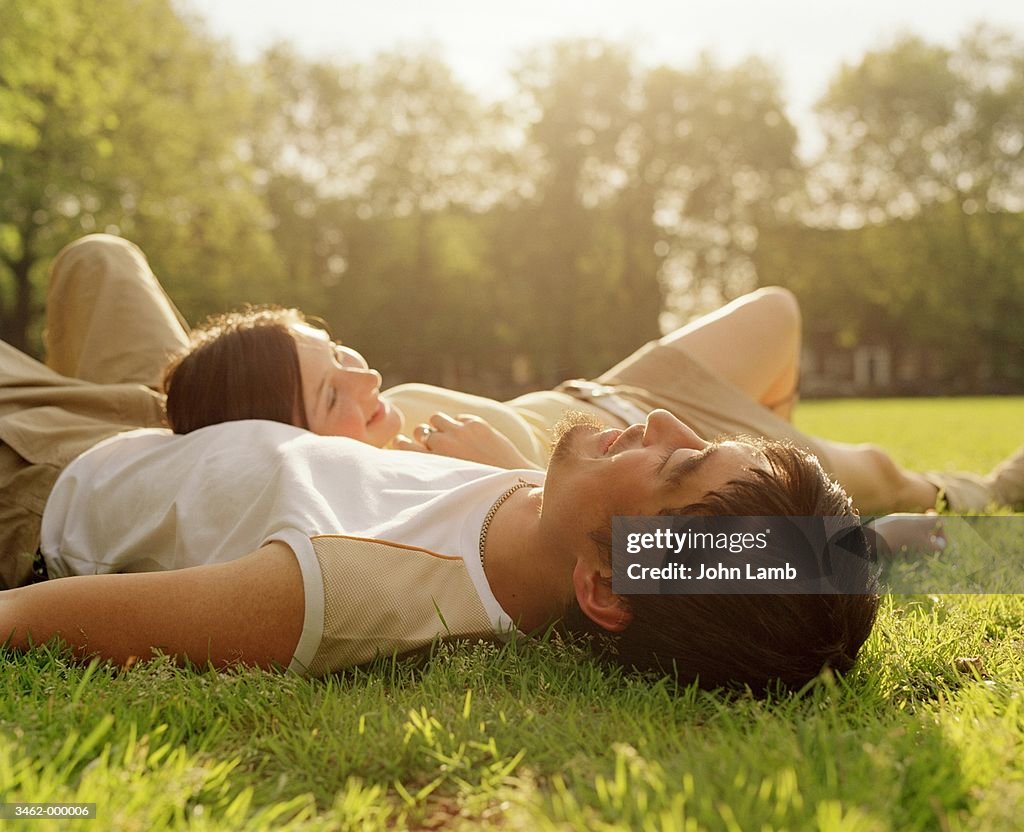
[[600, 428, 624, 455], [603, 424, 647, 456]]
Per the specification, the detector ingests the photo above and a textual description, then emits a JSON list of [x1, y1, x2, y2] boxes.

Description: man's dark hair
[[561, 437, 880, 694], [162, 306, 310, 434]]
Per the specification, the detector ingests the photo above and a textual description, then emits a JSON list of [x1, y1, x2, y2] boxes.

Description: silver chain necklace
[[478, 478, 534, 569]]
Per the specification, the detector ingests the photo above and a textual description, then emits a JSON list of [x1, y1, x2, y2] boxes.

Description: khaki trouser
[[594, 340, 835, 470], [0, 235, 189, 587]]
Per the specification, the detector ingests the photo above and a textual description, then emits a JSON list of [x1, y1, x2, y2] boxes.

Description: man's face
[[540, 409, 769, 550]]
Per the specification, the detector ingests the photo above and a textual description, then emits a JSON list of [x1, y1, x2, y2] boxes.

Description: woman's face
[[290, 323, 401, 447]]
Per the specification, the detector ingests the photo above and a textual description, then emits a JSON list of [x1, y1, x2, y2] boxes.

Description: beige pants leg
[[1, 233, 181, 587], [0, 340, 166, 588], [594, 340, 949, 513], [45, 234, 190, 389], [595, 339, 835, 469]]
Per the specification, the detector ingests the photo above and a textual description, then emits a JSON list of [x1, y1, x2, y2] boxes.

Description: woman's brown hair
[[162, 306, 310, 434]]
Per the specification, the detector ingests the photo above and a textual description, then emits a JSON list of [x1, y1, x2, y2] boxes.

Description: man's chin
[[549, 410, 606, 465]]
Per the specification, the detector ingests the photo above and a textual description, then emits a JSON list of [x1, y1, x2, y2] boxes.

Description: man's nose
[[642, 409, 706, 450]]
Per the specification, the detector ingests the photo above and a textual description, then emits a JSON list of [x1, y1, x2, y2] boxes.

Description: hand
[[870, 512, 946, 555], [393, 412, 541, 470]]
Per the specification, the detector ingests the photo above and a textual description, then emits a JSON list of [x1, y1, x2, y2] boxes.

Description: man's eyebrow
[[666, 445, 719, 487]]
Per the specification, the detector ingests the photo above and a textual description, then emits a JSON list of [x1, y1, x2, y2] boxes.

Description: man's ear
[[572, 561, 633, 632]]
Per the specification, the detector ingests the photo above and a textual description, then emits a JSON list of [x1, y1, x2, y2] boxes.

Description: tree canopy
[[1, 2, 1021, 393]]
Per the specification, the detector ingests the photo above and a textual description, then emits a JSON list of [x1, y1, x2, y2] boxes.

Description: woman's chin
[[368, 408, 402, 448]]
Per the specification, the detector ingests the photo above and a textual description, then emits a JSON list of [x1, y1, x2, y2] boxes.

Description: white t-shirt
[[41, 420, 543, 669]]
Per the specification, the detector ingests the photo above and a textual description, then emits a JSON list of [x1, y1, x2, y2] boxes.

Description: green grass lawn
[[793, 396, 1024, 474], [3, 398, 1024, 831]]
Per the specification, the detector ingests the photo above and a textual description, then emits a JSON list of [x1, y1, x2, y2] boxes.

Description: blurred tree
[[795, 26, 1024, 384], [0, 0, 121, 351], [0, 0, 72, 150], [21, 8, 1016, 396], [355, 51, 501, 382], [248, 47, 505, 386], [244, 45, 364, 314], [814, 26, 1024, 221], [508, 40, 635, 381], [636, 56, 800, 324], [505, 43, 800, 384], [0, 0, 278, 354], [756, 205, 1024, 391]]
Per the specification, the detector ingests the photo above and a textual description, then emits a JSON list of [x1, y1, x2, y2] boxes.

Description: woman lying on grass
[[25, 231, 1024, 692], [0, 234, 886, 692], [152, 246, 1024, 518], [42, 235, 1024, 512], [3, 234, 1020, 589]]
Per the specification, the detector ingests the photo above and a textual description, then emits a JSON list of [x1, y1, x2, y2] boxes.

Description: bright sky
[[189, 0, 1024, 156]]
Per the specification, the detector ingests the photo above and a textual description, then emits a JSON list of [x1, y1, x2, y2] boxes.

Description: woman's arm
[[394, 412, 542, 470], [1, 542, 304, 670]]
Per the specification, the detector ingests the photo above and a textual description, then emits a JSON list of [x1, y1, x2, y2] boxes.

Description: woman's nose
[[336, 345, 370, 370], [338, 365, 381, 389]]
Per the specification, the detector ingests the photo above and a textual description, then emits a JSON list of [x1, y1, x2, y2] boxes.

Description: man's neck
[[480, 485, 575, 632]]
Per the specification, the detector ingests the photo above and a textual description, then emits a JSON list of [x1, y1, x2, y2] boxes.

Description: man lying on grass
[[1, 408, 878, 693]]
